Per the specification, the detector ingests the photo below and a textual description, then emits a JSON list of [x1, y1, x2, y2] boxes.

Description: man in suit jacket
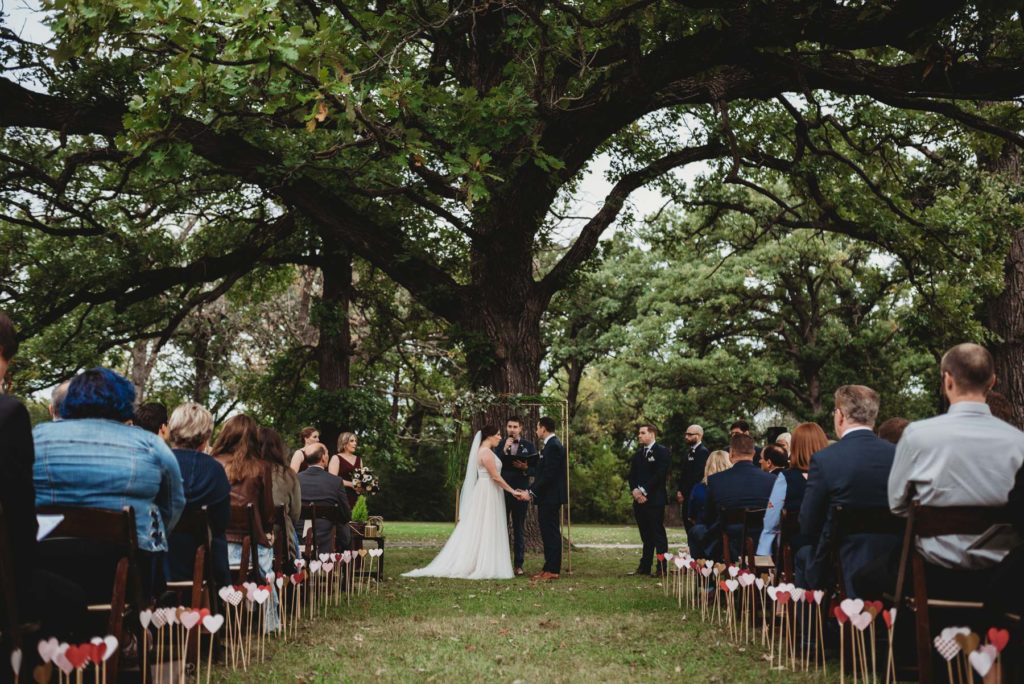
[[704, 433, 777, 561], [495, 416, 536, 576], [297, 448, 352, 553], [529, 416, 567, 580], [729, 420, 762, 466], [675, 424, 709, 535], [629, 423, 671, 576], [797, 384, 897, 598]]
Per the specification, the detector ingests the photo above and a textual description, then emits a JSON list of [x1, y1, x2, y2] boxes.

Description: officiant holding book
[[495, 416, 536, 576]]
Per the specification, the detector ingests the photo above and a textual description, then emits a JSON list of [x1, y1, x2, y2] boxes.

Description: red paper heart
[[719, 580, 729, 591], [865, 600, 883, 614], [882, 610, 894, 629], [776, 591, 791, 605], [198, 608, 210, 619], [988, 628, 1010, 652], [291, 572, 305, 584], [92, 643, 106, 663], [656, 553, 665, 561], [834, 605, 849, 624], [65, 645, 89, 669]]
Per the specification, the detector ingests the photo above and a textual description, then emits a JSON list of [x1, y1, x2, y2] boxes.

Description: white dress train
[[403, 453, 514, 580]]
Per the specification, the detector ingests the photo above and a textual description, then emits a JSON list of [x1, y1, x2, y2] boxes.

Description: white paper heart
[[941, 626, 971, 641], [228, 590, 244, 606], [319, 553, 331, 563], [851, 612, 873, 631], [294, 559, 306, 569], [778, 582, 795, 592], [725, 579, 739, 592], [202, 614, 225, 634], [700, 567, 711, 578], [727, 566, 739, 578], [970, 647, 996, 677], [253, 588, 270, 605], [275, 577, 284, 589], [704, 560, 714, 569], [101, 636, 118, 662], [754, 578, 765, 591], [323, 562, 335, 573], [37, 638, 58, 664], [673, 557, 686, 569], [767, 586, 778, 601], [54, 652, 73, 676], [10, 648, 21, 675], [90, 637, 102, 645], [310, 560, 322, 574], [791, 588, 805, 603], [139, 609, 153, 629], [840, 598, 865, 618], [163, 608, 178, 625], [813, 590, 825, 605], [933, 635, 960, 661], [180, 611, 201, 631], [738, 573, 755, 587], [151, 610, 167, 628], [217, 586, 232, 602]]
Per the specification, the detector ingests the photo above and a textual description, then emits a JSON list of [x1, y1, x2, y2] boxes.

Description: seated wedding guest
[[47, 379, 70, 420], [760, 443, 789, 474], [0, 313, 87, 641], [862, 344, 1024, 599], [729, 420, 762, 465], [757, 423, 829, 556], [702, 434, 776, 560], [297, 444, 352, 553], [135, 402, 170, 440], [776, 432, 792, 453], [984, 462, 1024, 665], [876, 416, 908, 445], [797, 384, 895, 598], [34, 368, 185, 596], [289, 426, 321, 472], [166, 402, 231, 587], [329, 431, 363, 508], [258, 427, 303, 561], [685, 450, 731, 557]]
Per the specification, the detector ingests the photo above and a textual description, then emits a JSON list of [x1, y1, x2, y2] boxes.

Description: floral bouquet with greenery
[[352, 466, 380, 495]]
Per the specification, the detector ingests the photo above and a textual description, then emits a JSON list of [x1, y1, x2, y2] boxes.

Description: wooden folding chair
[[829, 505, 904, 600], [272, 504, 290, 574], [893, 503, 1012, 684], [299, 503, 346, 559], [720, 508, 768, 570], [229, 504, 261, 583], [778, 508, 801, 583], [35, 506, 144, 682], [167, 505, 214, 609]]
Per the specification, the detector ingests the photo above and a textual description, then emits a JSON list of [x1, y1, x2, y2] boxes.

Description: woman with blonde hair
[[757, 422, 829, 555], [685, 450, 732, 557], [329, 431, 362, 508]]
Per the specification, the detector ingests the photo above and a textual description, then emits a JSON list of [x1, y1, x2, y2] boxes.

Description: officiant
[[495, 416, 536, 576]]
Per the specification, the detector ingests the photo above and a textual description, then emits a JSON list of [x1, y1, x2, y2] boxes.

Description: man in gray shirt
[[889, 343, 1024, 570]]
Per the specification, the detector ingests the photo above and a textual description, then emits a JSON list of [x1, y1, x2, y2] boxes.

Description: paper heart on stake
[[755, 578, 765, 591], [776, 591, 791, 605], [180, 611, 201, 631], [319, 553, 331, 563], [217, 586, 232, 602], [834, 606, 849, 625], [290, 572, 305, 585], [294, 559, 306, 570], [310, 560, 322, 574], [64, 645, 89, 670], [101, 637, 117, 662], [840, 598, 865, 618], [37, 638, 58, 664], [10, 648, 21, 675], [851, 612, 873, 631], [150, 610, 167, 629], [933, 635, 960, 661], [358, 549, 368, 558], [719, 580, 729, 591], [955, 633, 981, 655], [791, 588, 805, 603], [864, 600, 883, 616], [766, 586, 778, 602], [323, 562, 335, 573], [988, 627, 1010, 652], [673, 557, 686, 569], [32, 662, 52, 684], [813, 590, 825, 605], [941, 626, 970, 641], [53, 651, 73, 676], [970, 646, 997, 678], [727, 566, 739, 578], [883, 608, 897, 629], [228, 590, 244, 606], [252, 588, 270, 605], [202, 614, 225, 634], [704, 560, 714, 569], [725, 579, 739, 593], [275, 576, 284, 589], [139, 609, 153, 629], [700, 567, 712, 578], [163, 607, 178, 625]]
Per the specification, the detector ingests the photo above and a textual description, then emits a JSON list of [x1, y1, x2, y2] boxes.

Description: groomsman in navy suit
[[629, 424, 671, 576], [495, 416, 535, 576]]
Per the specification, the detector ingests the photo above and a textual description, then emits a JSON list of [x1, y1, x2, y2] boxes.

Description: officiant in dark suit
[[629, 423, 671, 577], [495, 416, 536, 576]]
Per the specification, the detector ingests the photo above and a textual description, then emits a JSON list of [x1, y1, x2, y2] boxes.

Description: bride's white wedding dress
[[403, 433, 514, 580]]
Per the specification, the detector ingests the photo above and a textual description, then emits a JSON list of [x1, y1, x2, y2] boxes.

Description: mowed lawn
[[213, 522, 824, 683]]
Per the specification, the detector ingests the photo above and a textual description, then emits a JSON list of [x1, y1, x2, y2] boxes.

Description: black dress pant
[[633, 502, 668, 573], [537, 503, 562, 573], [505, 491, 528, 568]]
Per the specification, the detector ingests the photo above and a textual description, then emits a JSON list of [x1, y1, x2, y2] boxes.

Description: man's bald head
[[941, 343, 995, 398], [685, 424, 704, 446]]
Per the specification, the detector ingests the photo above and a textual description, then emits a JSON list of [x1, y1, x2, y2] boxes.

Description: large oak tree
[[3, 0, 1024, 398]]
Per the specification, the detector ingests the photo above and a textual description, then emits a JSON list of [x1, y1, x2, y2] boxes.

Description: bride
[[403, 425, 529, 580]]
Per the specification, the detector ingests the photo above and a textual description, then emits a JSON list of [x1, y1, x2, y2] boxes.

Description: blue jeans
[[227, 543, 281, 632]]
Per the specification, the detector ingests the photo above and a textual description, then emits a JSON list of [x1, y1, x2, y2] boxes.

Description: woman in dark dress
[[329, 431, 362, 508]]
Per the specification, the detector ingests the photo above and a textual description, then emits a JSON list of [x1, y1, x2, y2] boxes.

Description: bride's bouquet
[[352, 465, 380, 495]]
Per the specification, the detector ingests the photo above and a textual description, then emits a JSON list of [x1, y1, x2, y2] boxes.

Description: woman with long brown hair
[[288, 426, 322, 472], [258, 427, 303, 563], [328, 431, 362, 508], [756, 422, 829, 555]]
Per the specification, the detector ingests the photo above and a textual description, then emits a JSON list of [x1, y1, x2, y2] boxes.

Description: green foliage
[[350, 495, 368, 523]]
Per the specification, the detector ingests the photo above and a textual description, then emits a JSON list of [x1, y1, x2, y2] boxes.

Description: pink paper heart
[[37, 638, 59, 664], [180, 611, 201, 631]]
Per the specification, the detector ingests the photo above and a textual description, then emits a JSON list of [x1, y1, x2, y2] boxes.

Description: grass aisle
[[214, 523, 823, 683]]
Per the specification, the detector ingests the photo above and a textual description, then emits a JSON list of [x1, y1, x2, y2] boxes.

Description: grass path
[[213, 522, 826, 683]]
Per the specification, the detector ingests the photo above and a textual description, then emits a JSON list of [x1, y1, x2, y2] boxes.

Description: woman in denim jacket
[[33, 368, 185, 595]]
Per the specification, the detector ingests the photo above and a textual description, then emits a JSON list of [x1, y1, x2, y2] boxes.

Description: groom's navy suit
[[495, 436, 536, 569], [629, 442, 671, 574], [530, 435, 568, 574]]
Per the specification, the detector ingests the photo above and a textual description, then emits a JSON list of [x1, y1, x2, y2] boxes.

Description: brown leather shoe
[[530, 571, 545, 579], [536, 571, 559, 581], [514, 567, 525, 576]]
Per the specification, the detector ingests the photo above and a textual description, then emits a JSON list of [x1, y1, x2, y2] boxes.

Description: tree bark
[[982, 144, 1024, 429], [317, 244, 354, 450]]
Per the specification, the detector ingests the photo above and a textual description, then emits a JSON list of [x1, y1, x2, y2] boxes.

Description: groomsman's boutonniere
[[647, 452, 656, 462]]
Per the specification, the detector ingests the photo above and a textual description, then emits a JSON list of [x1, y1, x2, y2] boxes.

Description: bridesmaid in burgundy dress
[[329, 431, 362, 508]]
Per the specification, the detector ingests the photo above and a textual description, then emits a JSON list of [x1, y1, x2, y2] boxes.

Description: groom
[[528, 416, 568, 581]]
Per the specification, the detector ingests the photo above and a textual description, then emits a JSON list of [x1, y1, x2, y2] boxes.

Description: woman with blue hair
[[33, 368, 185, 595]]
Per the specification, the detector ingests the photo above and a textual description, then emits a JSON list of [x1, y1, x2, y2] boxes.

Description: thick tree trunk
[[982, 144, 1024, 429], [317, 246, 353, 450]]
